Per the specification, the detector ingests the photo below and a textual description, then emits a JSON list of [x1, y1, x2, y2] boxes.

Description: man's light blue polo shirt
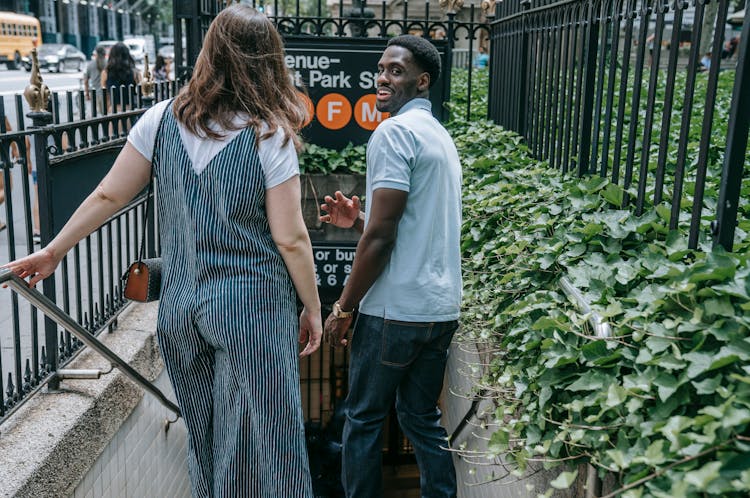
[[359, 98, 462, 322]]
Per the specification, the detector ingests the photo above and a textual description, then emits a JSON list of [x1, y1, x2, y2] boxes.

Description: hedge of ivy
[[457, 70, 750, 496]]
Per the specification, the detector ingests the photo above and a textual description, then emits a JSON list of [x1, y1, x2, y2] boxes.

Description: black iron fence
[[489, 0, 750, 251], [0, 81, 178, 424]]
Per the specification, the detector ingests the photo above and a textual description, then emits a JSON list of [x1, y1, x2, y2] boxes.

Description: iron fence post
[[577, 0, 600, 177], [27, 108, 58, 389], [517, 0, 531, 134], [444, 9, 456, 89], [714, 4, 750, 251], [485, 5, 496, 121], [446, 10, 456, 120]]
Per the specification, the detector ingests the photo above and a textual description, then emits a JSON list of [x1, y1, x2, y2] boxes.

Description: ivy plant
[[457, 117, 750, 497]]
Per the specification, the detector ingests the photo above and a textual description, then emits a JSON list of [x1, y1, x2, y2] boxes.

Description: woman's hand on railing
[[1, 247, 61, 287], [298, 305, 322, 357]]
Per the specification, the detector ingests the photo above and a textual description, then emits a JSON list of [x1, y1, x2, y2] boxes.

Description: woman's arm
[[2, 143, 152, 286], [101, 69, 107, 89], [266, 175, 322, 356]]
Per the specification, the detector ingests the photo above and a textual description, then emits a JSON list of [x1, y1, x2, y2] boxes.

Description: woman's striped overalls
[[153, 103, 313, 497]]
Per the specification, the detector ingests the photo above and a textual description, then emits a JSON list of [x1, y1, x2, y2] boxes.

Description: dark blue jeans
[[342, 313, 458, 498]]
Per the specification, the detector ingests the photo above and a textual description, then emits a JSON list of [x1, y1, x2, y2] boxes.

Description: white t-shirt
[[127, 99, 299, 189]]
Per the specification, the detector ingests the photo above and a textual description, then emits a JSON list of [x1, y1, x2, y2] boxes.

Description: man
[[320, 35, 462, 498], [83, 46, 106, 105], [473, 44, 489, 68]]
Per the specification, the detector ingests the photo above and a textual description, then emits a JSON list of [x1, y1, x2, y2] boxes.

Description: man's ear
[[418, 72, 430, 92]]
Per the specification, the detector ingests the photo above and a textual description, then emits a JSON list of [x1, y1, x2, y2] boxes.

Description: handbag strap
[[136, 99, 172, 264]]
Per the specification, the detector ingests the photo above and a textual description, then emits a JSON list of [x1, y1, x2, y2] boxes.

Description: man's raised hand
[[319, 191, 361, 229]]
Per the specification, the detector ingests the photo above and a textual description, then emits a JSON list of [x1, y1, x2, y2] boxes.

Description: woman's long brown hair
[[173, 5, 307, 148]]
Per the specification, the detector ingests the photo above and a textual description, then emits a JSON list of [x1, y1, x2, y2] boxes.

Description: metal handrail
[[559, 276, 612, 338], [0, 268, 181, 421]]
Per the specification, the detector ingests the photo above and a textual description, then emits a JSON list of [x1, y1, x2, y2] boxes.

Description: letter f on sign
[[316, 93, 352, 130], [328, 101, 343, 121]]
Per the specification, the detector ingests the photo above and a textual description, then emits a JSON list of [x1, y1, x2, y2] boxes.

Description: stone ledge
[[0, 302, 165, 498]]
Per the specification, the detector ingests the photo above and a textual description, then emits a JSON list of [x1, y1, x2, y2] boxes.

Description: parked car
[[157, 44, 174, 61], [124, 37, 146, 64], [23, 43, 86, 72]]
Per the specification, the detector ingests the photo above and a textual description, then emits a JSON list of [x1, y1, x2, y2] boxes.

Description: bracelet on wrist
[[332, 301, 354, 319]]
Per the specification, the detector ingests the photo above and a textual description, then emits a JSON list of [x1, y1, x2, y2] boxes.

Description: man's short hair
[[386, 35, 441, 88]]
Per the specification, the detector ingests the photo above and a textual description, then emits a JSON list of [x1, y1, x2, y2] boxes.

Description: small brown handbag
[[123, 258, 161, 302], [122, 173, 161, 302], [122, 103, 169, 302]]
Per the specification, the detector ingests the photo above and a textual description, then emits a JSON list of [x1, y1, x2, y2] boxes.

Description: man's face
[[375, 45, 428, 114]]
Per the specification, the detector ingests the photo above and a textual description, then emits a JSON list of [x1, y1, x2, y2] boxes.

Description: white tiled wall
[[71, 371, 191, 498]]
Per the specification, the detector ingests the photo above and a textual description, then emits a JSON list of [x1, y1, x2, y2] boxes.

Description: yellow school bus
[[0, 12, 41, 70]]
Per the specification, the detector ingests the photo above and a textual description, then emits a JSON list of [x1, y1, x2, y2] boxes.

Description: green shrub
[[458, 120, 750, 498]]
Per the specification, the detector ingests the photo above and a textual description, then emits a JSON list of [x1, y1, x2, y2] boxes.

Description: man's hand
[[324, 312, 353, 348], [320, 191, 361, 229], [299, 306, 323, 357]]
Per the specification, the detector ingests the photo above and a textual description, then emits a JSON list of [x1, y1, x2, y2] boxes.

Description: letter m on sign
[[361, 102, 381, 122]]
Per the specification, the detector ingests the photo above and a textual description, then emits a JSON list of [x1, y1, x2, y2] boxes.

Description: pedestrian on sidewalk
[[152, 55, 170, 82], [320, 34, 462, 498], [102, 42, 141, 112], [0, 117, 34, 237], [83, 46, 106, 112], [3, 5, 321, 497]]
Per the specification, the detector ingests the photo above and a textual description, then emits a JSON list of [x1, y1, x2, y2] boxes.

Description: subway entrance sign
[[284, 37, 449, 150], [312, 243, 357, 290]]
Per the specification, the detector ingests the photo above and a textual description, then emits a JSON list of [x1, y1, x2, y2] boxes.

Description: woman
[[153, 54, 170, 82], [3, 5, 321, 497], [102, 42, 141, 111]]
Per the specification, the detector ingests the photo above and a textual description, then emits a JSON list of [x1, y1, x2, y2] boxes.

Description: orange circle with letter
[[298, 92, 314, 127], [316, 93, 352, 130], [354, 95, 390, 130]]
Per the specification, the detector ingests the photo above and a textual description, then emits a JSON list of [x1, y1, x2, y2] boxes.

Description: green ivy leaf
[[684, 461, 722, 490], [602, 183, 625, 207], [703, 298, 735, 319], [488, 429, 510, 455], [654, 372, 681, 401], [692, 375, 722, 394], [566, 371, 614, 392], [549, 470, 578, 490], [683, 351, 714, 379], [633, 440, 667, 466], [581, 340, 608, 362], [605, 384, 627, 408]]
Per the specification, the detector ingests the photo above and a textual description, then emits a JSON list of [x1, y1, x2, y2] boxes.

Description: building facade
[[0, 0, 147, 57]]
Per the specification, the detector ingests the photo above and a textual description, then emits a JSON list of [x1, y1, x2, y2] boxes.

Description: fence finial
[[141, 53, 154, 98], [481, 0, 496, 17], [24, 48, 50, 113], [439, 0, 464, 14]]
